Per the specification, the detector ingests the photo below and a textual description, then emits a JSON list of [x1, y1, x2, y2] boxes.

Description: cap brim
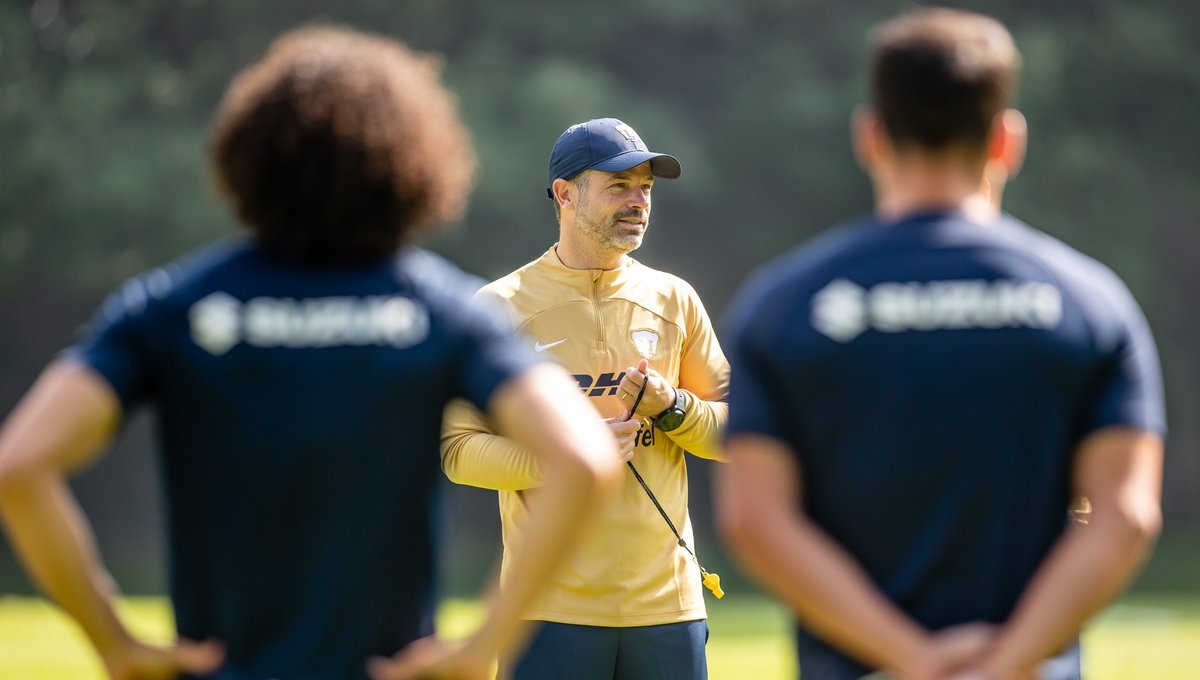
[[589, 151, 682, 179]]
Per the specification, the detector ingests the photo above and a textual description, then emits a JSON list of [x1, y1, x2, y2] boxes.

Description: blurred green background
[[3, 594, 1200, 679], [1, 0, 1197, 651]]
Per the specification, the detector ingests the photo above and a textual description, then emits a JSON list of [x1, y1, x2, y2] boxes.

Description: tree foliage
[[1, 0, 1197, 523]]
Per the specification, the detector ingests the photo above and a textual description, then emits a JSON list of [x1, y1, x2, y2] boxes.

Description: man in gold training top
[[442, 117, 729, 680]]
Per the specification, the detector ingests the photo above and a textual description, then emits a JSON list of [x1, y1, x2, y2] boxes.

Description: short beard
[[575, 194, 646, 255], [577, 212, 643, 254]]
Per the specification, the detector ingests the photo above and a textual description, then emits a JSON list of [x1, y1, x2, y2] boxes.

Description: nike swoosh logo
[[534, 338, 567, 352]]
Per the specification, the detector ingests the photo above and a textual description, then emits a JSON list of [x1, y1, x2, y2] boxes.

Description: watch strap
[[655, 388, 687, 431]]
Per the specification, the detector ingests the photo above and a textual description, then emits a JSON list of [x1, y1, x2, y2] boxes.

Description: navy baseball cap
[[546, 118, 682, 199]]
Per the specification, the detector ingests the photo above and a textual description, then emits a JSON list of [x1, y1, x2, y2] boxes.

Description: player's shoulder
[[391, 247, 514, 331], [1012, 219, 1155, 353], [724, 214, 960, 344], [733, 216, 879, 305], [376, 249, 525, 351], [1005, 219, 1116, 277], [393, 247, 486, 304], [993, 215, 1141, 315], [93, 236, 257, 324]]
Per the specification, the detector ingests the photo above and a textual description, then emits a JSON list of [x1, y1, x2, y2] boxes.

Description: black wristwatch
[[655, 388, 687, 432]]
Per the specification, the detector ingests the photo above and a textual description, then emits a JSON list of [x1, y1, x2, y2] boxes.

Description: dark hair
[[870, 8, 1020, 153], [210, 26, 476, 264]]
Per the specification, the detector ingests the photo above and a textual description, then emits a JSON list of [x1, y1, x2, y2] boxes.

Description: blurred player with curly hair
[[0, 25, 619, 680]]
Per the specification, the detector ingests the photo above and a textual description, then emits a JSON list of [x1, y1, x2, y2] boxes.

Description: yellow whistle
[[702, 571, 725, 599]]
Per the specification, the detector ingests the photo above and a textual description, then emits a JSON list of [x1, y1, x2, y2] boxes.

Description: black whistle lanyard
[[625, 375, 724, 599]]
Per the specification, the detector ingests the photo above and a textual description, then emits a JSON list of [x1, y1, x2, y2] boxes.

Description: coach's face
[[574, 162, 654, 255]]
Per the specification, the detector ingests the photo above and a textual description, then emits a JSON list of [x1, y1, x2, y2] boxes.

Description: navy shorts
[[506, 619, 709, 680]]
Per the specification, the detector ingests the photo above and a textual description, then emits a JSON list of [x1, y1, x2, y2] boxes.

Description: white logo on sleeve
[[811, 278, 1063, 342], [534, 338, 567, 352], [188, 293, 430, 355]]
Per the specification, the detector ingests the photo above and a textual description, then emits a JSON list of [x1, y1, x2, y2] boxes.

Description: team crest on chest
[[631, 329, 660, 359]]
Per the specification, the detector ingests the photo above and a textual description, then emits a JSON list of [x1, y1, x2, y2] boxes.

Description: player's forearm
[[979, 428, 1163, 677], [0, 362, 131, 658], [0, 471, 133, 656], [719, 436, 933, 675], [441, 431, 543, 490], [467, 454, 615, 657], [722, 506, 929, 675], [665, 392, 727, 461], [468, 364, 622, 662], [978, 507, 1161, 676]]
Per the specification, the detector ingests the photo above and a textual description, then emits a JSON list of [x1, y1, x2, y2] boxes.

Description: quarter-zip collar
[[539, 244, 638, 353], [542, 244, 635, 296]]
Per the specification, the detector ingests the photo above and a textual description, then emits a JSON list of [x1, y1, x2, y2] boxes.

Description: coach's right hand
[[605, 413, 642, 462], [102, 636, 224, 680]]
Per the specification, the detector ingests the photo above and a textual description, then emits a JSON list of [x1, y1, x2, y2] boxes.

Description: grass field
[[2, 593, 1198, 679]]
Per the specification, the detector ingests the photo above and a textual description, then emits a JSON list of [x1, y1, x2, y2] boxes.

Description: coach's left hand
[[618, 359, 675, 419]]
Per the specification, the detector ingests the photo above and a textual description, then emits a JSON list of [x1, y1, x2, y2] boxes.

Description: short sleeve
[[1081, 287, 1167, 436], [64, 275, 163, 411], [452, 293, 542, 413], [396, 248, 540, 413], [722, 280, 791, 442]]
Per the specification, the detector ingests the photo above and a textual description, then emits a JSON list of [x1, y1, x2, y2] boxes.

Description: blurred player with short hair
[[0, 25, 620, 680], [717, 8, 1165, 680]]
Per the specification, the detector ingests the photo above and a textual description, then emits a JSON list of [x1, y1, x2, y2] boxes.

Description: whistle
[[702, 571, 725, 599]]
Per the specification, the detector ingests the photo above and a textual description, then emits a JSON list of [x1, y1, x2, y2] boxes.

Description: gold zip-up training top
[[441, 245, 729, 627]]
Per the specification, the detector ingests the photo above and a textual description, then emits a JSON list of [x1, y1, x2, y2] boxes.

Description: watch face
[[657, 410, 685, 432]]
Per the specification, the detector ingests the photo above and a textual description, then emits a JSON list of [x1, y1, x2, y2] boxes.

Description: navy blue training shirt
[[69, 238, 539, 680], [723, 211, 1165, 680]]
